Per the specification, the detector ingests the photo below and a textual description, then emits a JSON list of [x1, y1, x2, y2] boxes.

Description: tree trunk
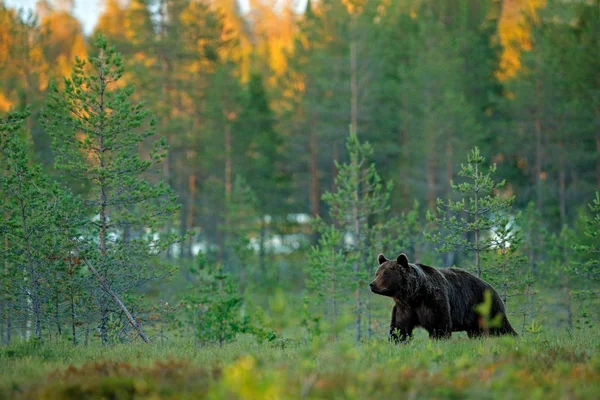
[[259, 217, 267, 282], [331, 142, 339, 192], [309, 120, 320, 244], [564, 274, 572, 330], [474, 162, 481, 277], [534, 74, 543, 210], [98, 49, 110, 346], [559, 141, 566, 226], [596, 105, 600, 187], [4, 194, 10, 344], [225, 123, 232, 202], [179, 192, 188, 259], [330, 246, 337, 329], [221, 122, 233, 265], [77, 249, 151, 344], [5, 300, 10, 344], [69, 257, 77, 346], [446, 140, 453, 196], [187, 174, 197, 258], [400, 129, 409, 209], [55, 290, 61, 337], [163, 153, 174, 260], [17, 174, 42, 340], [426, 156, 437, 212], [352, 159, 361, 343], [350, 17, 358, 137]]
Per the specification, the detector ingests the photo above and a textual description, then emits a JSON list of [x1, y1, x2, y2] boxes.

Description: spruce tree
[[42, 35, 179, 345]]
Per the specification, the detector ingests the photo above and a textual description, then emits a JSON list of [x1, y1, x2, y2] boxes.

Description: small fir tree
[[186, 254, 248, 347], [427, 147, 529, 316], [222, 175, 258, 297], [305, 225, 348, 331], [426, 147, 517, 277], [314, 129, 393, 342], [576, 192, 600, 282], [545, 225, 578, 330], [573, 192, 600, 326], [42, 35, 179, 344]]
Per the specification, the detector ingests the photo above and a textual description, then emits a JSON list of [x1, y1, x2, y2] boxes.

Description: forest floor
[[1, 329, 599, 399]]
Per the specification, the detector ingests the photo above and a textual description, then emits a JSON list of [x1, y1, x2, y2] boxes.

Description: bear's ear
[[377, 253, 387, 265], [397, 253, 409, 268]]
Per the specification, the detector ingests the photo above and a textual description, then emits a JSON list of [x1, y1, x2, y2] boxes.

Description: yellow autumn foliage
[[496, 0, 546, 81]]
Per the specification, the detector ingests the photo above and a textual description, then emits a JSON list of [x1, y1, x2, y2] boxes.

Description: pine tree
[[239, 72, 285, 276], [426, 147, 517, 278], [186, 255, 247, 347], [42, 35, 179, 345], [427, 147, 531, 317], [222, 175, 258, 297], [396, 14, 485, 211], [576, 192, 600, 283], [306, 225, 348, 331], [545, 225, 578, 330], [0, 109, 79, 341], [0, 109, 31, 343], [319, 129, 393, 341]]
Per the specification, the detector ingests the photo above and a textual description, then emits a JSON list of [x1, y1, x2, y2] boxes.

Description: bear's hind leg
[[390, 305, 417, 344], [421, 301, 452, 340], [428, 328, 451, 340]]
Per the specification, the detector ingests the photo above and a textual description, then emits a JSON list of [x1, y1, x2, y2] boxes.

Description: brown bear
[[369, 253, 517, 342]]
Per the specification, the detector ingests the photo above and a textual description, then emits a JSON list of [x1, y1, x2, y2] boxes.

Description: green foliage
[[308, 130, 394, 341], [41, 35, 180, 344], [222, 175, 258, 294], [0, 109, 82, 341], [323, 131, 393, 234], [474, 290, 505, 333], [426, 147, 518, 277], [305, 225, 348, 331], [427, 147, 533, 320], [43, 35, 177, 237], [186, 255, 248, 346], [575, 192, 600, 281]]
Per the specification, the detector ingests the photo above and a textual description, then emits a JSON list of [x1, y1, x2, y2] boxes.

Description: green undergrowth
[[1, 329, 599, 399]]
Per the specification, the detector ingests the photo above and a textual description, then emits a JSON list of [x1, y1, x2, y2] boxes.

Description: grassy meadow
[[1, 328, 598, 400]]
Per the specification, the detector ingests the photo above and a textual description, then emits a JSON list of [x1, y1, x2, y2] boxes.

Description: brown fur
[[370, 253, 517, 342]]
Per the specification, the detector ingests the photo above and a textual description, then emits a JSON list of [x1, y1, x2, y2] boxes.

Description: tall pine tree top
[[42, 34, 177, 238]]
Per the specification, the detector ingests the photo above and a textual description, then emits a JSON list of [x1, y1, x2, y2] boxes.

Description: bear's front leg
[[389, 304, 416, 344]]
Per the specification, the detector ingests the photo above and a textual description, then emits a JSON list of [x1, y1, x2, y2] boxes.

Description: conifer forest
[[0, 0, 599, 398]]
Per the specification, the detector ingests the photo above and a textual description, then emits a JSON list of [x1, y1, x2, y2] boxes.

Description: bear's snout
[[369, 281, 378, 292]]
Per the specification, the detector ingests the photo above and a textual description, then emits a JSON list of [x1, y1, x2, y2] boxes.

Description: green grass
[[1, 329, 599, 399]]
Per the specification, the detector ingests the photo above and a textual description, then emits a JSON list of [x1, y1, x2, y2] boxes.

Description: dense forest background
[[0, 0, 598, 346]]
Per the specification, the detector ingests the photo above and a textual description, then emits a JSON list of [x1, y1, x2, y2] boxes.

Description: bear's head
[[369, 253, 420, 298]]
